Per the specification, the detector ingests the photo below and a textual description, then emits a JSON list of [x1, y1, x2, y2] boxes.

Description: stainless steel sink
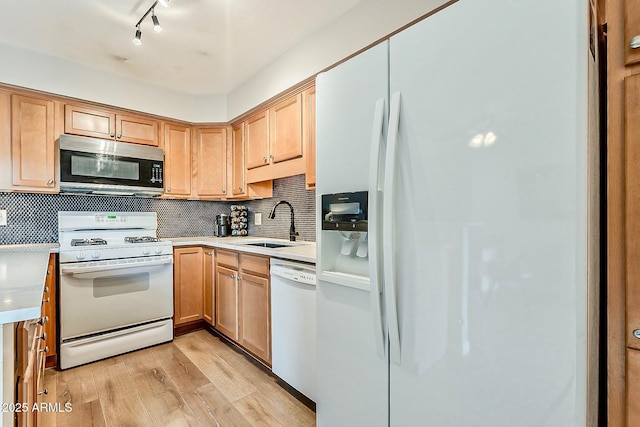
[[246, 242, 294, 248]]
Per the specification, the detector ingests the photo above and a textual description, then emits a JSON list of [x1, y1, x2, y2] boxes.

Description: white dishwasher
[[270, 258, 317, 402]]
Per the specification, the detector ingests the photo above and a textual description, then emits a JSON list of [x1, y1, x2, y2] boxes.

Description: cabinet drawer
[[216, 249, 239, 269], [240, 253, 269, 277]]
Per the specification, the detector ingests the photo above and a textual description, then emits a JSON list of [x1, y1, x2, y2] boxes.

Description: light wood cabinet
[[303, 86, 316, 189], [270, 93, 303, 163], [216, 265, 239, 340], [245, 110, 270, 170], [203, 249, 215, 326], [244, 91, 307, 184], [231, 123, 245, 196], [193, 127, 227, 197], [164, 124, 192, 197], [64, 104, 159, 146], [214, 249, 271, 364], [174, 247, 204, 325], [626, 0, 640, 65], [627, 74, 640, 352], [10, 94, 58, 191], [43, 254, 56, 368], [628, 348, 640, 424]]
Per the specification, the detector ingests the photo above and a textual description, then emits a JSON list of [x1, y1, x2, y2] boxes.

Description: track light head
[[158, 0, 170, 7], [152, 10, 162, 32], [133, 26, 142, 45]]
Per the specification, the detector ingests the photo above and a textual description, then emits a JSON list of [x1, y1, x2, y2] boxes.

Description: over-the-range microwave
[[58, 134, 164, 197]]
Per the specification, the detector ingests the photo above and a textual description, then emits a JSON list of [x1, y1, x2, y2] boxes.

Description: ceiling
[[0, 0, 364, 96]]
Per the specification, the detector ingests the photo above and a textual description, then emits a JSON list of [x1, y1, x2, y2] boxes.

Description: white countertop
[[0, 244, 58, 324], [169, 236, 316, 264]]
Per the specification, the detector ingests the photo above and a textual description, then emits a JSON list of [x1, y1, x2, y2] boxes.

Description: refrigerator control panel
[[321, 191, 368, 231]]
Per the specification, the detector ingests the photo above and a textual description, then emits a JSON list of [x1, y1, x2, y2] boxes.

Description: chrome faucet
[[268, 200, 299, 241]]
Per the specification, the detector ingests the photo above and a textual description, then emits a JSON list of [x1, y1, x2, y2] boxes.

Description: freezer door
[[387, 0, 590, 426], [316, 41, 389, 427]]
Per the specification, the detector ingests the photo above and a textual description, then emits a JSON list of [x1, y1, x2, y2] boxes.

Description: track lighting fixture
[[133, 1, 168, 46]]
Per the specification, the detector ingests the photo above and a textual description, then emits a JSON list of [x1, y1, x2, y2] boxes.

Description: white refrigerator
[[315, 0, 599, 426]]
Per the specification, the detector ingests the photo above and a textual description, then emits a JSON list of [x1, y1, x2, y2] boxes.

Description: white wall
[[0, 0, 450, 122], [0, 42, 227, 122], [226, 0, 450, 120]]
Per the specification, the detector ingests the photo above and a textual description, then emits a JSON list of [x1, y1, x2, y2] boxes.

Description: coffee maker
[[214, 214, 230, 237]]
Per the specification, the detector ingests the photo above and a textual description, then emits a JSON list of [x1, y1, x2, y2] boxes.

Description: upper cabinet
[[627, 0, 640, 65], [64, 104, 160, 146], [0, 92, 61, 192], [193, 127, 228, 198], [243, 90, 309, 184], [303, 86, 316, 189], [231, 123, 246, 196], [164, 123, 192, 197]]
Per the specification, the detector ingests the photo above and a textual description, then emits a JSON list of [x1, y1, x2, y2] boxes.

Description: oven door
[[59, 259, 173, 341]]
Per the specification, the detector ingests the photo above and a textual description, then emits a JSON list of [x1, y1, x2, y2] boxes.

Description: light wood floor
[[39, 330, 316, 426]]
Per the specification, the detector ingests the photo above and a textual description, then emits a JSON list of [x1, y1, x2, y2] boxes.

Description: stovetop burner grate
[[124, 236, 161, 244], [70, 238, 108, 247]]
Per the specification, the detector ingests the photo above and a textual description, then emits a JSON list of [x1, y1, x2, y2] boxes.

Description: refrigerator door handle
[[368, 97, 387, 358], [384, 91, 402, 365]]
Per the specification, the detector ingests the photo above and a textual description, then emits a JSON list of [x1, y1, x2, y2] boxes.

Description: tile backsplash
[[0, 174, 316, 245]]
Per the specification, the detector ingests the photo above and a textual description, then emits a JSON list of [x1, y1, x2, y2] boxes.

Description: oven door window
[[93, 272, 149, 298]]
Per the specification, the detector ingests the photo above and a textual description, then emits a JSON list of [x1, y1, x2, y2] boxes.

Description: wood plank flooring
[[39, 330, 316, 426]]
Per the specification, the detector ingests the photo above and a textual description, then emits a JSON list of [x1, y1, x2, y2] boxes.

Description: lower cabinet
[[215, 249, 271, 364], [203, 249, 215, 326], [42, 254, 56, 368], [173, 247, 204, 325]]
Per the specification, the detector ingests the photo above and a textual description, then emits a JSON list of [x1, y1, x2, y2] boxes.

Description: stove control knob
[[76, 251, 86, 261], [91, 251, 101, 259], [154, 247, 163, 255], [143, 248, 151, 256]]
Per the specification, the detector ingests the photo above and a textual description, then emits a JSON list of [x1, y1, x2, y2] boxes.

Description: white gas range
[[57, 211, 174, 369]]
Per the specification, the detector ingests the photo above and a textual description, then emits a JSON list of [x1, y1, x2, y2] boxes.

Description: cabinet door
[[43, 253, 57, 367], [11, 94, 56, 189], [303, 86, 316, 188], [164, 124, 192, 197], [626, 0, 640, 65], [231, 123, 246, 196], [64, 104, 115, 139], [216, 265, 239, 340], [629, 348, 640, 424], [174, 247, 204, 325], [116, 114, 159, 146], [203, 249, 215, 326], [245, 110, 270, 170], [270, 93, 303, 164], [627, 74, 640, 349], [194, 127, 227, 197], [239, 272, 270, 363]]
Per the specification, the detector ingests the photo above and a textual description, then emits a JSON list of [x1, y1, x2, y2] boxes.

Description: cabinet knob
[[167, 187, 171, 192], [38, 389, 48, 396], [222, 188, 226, 194], [47, 180, 53, 185], [117, 134, 122, 139], [44, 285, 49, 291], [38, 332, 47, 341], [270, 154, 274, 159], [230, 274, 235, 279], [31, 316, 48, 326], [39, 346, 49, 354], [109, 133, 115, 138], [263, 156, 268, 162], [239, 186, 243, 192], [631, 35, 640, 49], [43, 297, 50, 303]]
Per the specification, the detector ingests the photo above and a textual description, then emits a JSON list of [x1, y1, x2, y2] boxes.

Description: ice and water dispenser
[[318, 191, 371, 290]]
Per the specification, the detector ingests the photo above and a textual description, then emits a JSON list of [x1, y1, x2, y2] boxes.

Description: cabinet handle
[[631, 35, 640, 49], [205, 252, 212, 256], [222, 189, 226, 194], [47, 180, 53, 186], [270, 154, 274, 159], [38, 332, 47, 341], [39, 346, 49, 354], [31, 316, 48, 326], [167, 187, 171, 192], [43, 297, 50, 303], [109, 133, 115, 138], [38, 389, 48, 396], [230, 274, 235, 279], [239, 186, 243, 192], [44, 284, 49, 290], [263, 156, 268, 162], [117, 134, 122, 139]]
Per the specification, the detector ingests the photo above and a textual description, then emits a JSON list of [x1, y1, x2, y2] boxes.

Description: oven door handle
[[59, 257, 173, 276]]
